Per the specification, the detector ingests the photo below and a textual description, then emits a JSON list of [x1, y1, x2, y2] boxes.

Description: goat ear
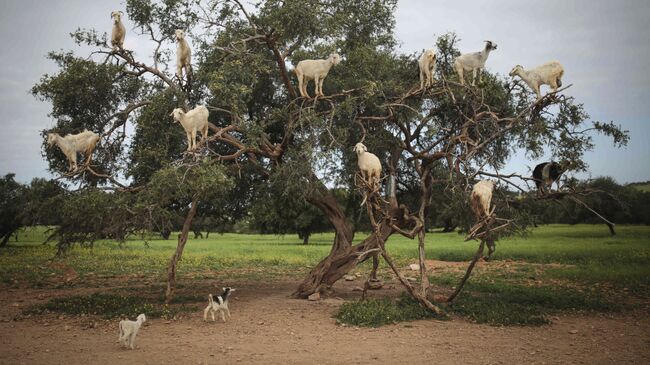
[[119, 11, 124, 15]]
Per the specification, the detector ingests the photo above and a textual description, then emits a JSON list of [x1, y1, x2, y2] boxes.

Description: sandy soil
[[0, 278, 649, 365]]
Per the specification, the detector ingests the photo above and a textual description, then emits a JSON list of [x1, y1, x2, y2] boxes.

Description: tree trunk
[[293, 221, 393, 298], [301, 232, 310, 245], [440, 218, 456, 232], [165, 196, 199, 304]]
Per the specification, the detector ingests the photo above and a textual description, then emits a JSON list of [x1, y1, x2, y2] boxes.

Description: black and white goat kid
[[203, 287, 235, 322], [532, 162, 564, 196]]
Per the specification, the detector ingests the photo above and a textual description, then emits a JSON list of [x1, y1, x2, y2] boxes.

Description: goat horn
[[119, 11, 124, 15]]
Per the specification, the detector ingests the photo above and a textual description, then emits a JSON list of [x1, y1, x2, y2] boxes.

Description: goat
[[204, 287, 235, 322], [509, 61, 564, 99], [471, 180, 497, 259], [453, 40, 497, 86], [471, 180, 495, 220], [354, 142, 382, 188], [47, 130, 100, 171], [294, 53, 341, 98], [175, 29, 192, 80], [110, 11, 126, 51], [532, 162, 564, 196], [170, 105, 209, 151], [117, 313, 146, 350], [418, 48, 437, 89]]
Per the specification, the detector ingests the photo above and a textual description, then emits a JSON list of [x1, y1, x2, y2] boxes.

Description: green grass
[[2, 225, 649, 326], [23, 292, 195, 319], [335, 294, 442, 327], [445, 280, 620, 326]]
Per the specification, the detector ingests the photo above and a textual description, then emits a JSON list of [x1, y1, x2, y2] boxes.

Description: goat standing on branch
[[175, 29, 192, 81], [170, 105, 209, 151], [294, 53, 341, 98], [47, 130, 100, 172], [471, 180, 495, 220], [354, 142, 382, 188], [454, 40, 497, 86], [418, 48, 437, 89], [509, 61, 564, 99], [110, 11, 125, 51], [532, 161, 564, 196]]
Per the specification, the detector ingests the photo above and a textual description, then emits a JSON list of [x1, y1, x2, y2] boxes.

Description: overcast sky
[[1, 0, 649, 184]]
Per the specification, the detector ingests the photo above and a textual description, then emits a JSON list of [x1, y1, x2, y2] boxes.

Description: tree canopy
[[32, 0, 628, 304]]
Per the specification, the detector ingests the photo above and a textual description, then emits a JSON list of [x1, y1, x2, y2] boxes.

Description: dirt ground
[[0, 276, 649, 365]]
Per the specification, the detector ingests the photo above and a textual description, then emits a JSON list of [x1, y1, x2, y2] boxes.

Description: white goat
[[110, 11, 126, 51], [117, 313, 146, 350], [354, 142, 382, 187], [294, 53, 341, 98], [454, 41, 498, 86], [175, 29, 192, 80], [47, 130, 100, 171], [170, 105, 209, 151], [470, 180, 495, 220], [509, 61, 564, 99], [418, 48, 437, 89]]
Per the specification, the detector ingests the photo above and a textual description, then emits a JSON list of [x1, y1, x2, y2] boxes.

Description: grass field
[[2, 224, 648, 326]]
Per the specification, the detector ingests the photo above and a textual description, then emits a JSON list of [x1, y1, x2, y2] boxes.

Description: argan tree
[[34, 0, 627, 305]]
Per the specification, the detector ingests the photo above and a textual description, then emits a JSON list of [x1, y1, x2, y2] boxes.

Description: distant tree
[[250, 169, 330, 244], [0, 174, 26, 247]]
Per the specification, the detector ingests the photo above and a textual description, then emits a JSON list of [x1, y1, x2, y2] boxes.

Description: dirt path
[[0, 280, 649, 365]]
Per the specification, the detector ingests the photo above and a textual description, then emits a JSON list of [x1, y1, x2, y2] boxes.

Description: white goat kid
[[170, 105, 209, 151], [294, 53, 341, 98], [418, 48, 437, 89], [470, 180, 495, 220], [454, 40, 497, 86], [354, 142, 382, 188], [509, 61, 564, 100], [204, 287, 235, 322], [118, 313, 146, 350], [47, 130, 100, 171], [175, 29, 192, 80], [110, 11, 126, 51]]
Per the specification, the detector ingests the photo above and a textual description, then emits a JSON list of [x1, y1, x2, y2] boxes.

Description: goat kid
[[117, 313, 146, 350], [203, 287, 235, 322]]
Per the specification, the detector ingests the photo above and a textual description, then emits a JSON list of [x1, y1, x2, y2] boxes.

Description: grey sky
[[1, 0, 649, 184]]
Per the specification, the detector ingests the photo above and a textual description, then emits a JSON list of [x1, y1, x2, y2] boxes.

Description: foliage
[[0, 174, 27, 246], [528, 176, 650, 225], [23, 292, 192, 319], [336, 293, 440, 327]]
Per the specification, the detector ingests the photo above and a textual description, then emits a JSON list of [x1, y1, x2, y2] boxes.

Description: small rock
[[352, 286, 364, 292], [258, 321, 265, 325], [409, 264, 420, 271], [308, 292, 321, 301], [64, 325, 71, 331], [344, 275, 356, 281], [406, 277, 417, 282], [569, 329, 578, 334]]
